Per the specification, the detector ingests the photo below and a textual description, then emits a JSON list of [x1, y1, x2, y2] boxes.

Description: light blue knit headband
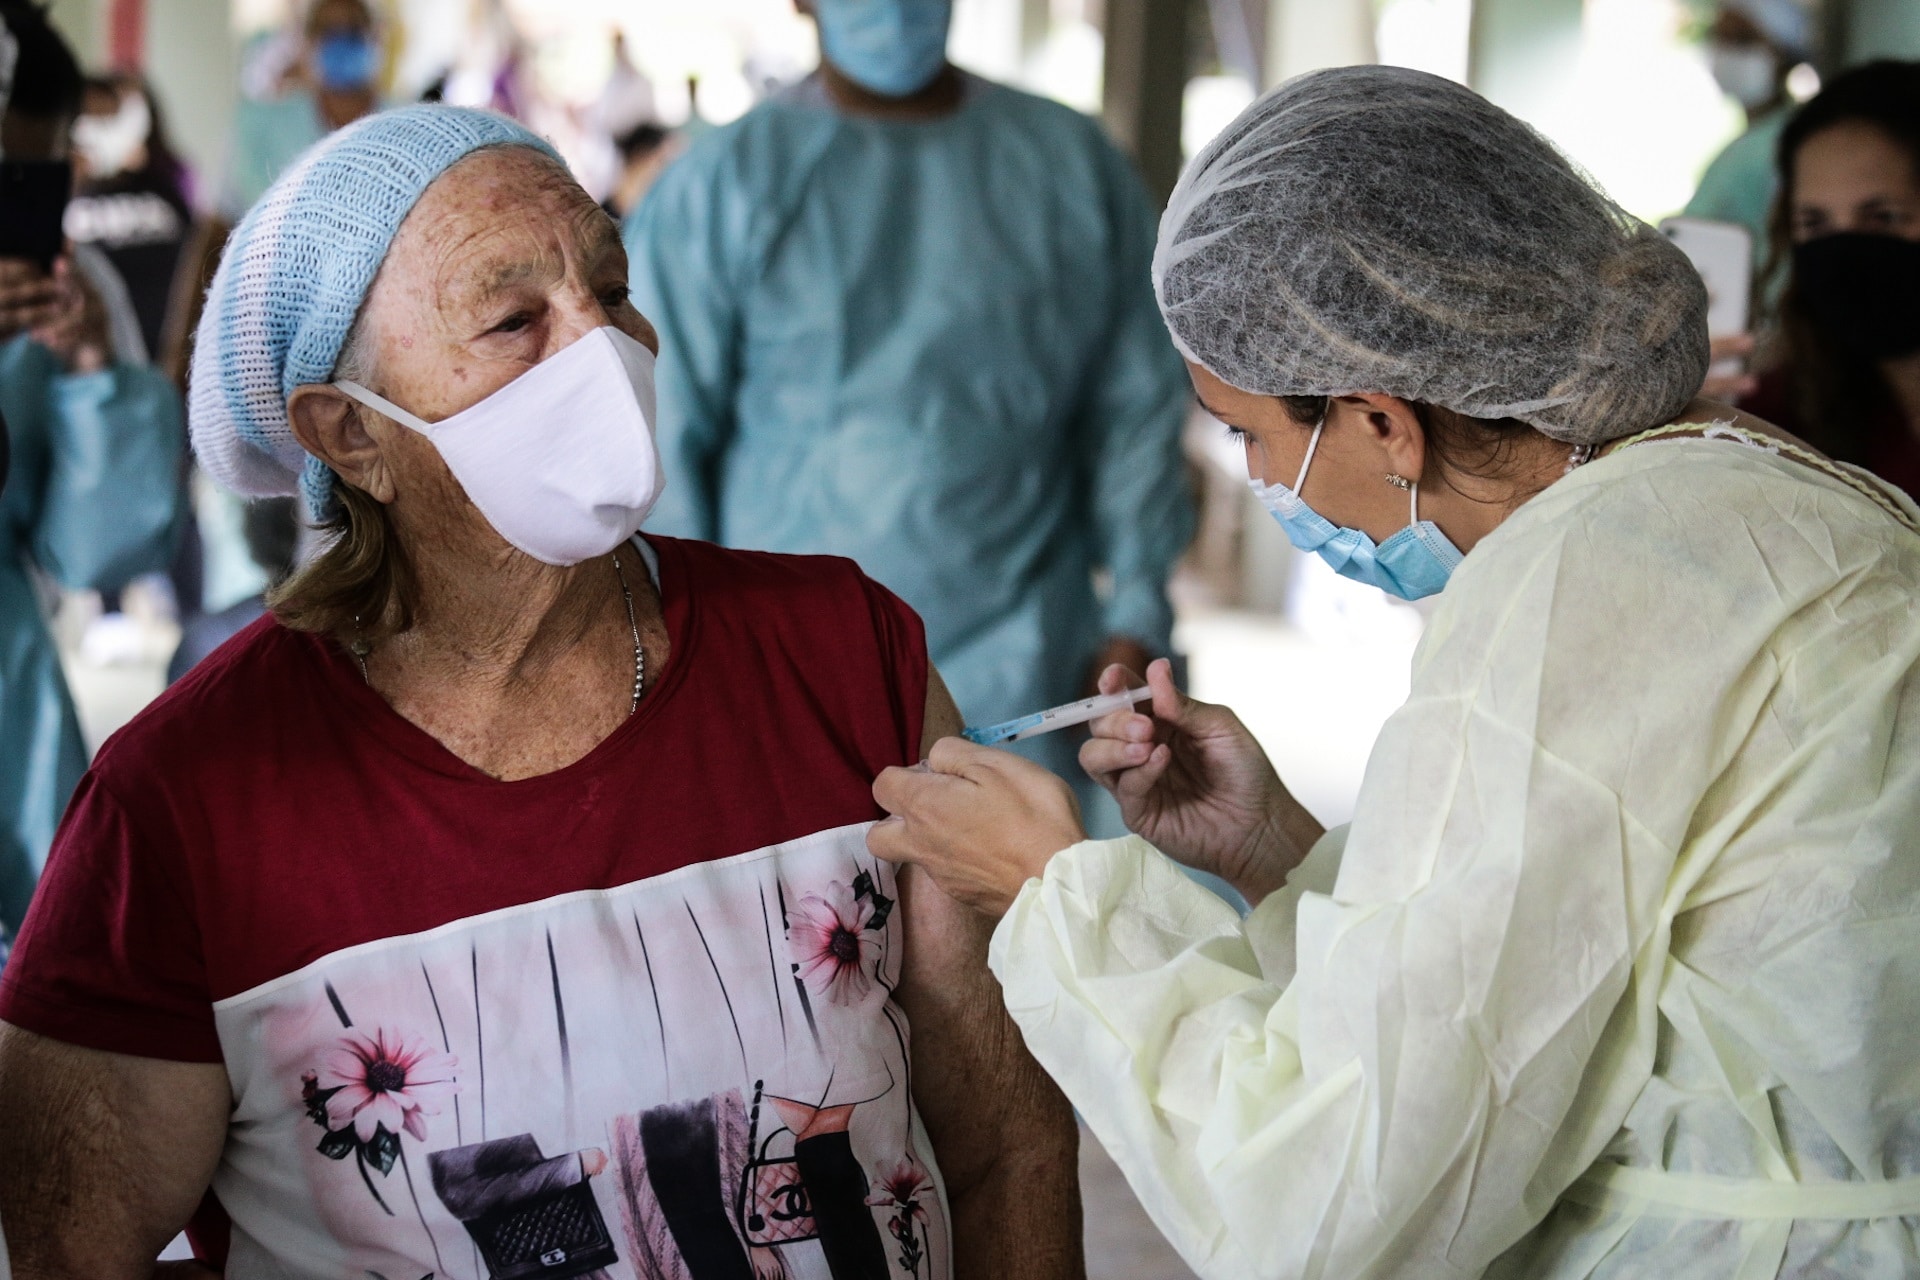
[[187, 104, 562, 517]]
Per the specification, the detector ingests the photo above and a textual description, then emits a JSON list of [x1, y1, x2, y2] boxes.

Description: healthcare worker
[[220, 0, 380, 220], [626, 0, 1194, 791], [1686, 0, 1813, 260], [870, 66, 1920, 1279], [0, 1, 181, 951]]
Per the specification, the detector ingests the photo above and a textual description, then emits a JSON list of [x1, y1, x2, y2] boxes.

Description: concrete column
[[1262, 0, 1374, 88], [1466, 0, 1581, 124], [1102, 0, 1188, 204], [144, 0, 238, 200], [45, 0, 105, 66]]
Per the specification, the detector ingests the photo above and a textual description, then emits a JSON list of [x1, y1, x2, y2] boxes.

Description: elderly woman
[[871, 67, 1920, 1279], [0, 106, 1079, 1280]]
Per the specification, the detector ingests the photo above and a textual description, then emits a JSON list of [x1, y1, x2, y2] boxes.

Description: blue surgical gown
[[0, 336, 181, 934], [1684, 108, 1789, 265], [220, 90, 328, 220], [625, 75, 1194, 741]]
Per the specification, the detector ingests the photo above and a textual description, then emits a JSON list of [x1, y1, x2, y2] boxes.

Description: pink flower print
[[316, 1028, 459, 1143], [865, 1154, 933, 1222], [791, 881, 878, 1004]]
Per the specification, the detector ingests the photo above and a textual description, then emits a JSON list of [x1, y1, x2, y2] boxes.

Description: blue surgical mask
[[314, 30, 378, 93], [815, 0, 953, 98], [1248, 417, 1464, 601]]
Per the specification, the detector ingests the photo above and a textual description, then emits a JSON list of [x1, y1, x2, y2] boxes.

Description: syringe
[[961, 687, 1153, 746]]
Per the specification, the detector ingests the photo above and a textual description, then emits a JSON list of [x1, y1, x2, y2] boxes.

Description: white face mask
[[1707, 42, 1780, 111], [334, 326, 666, 567], [72, 92, 152, 178]]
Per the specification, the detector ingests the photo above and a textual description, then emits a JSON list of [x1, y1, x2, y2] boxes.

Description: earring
[[1385, 474, 1414, 490]]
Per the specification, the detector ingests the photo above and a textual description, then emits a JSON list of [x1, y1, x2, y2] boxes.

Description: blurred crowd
[[2, 0, 1919, 959]]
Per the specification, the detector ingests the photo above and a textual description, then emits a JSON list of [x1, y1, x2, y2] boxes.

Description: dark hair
[[1275, 395, 1544, 498], [615, 122, 669, 162], [1767, 59, 1920, 462], [83, 73, 188, 192], [0, 1, 83, 121]]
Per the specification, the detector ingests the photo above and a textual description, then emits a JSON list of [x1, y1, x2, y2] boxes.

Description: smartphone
[[1660, 216, 1752, 377], [0, 159, 72, 270]]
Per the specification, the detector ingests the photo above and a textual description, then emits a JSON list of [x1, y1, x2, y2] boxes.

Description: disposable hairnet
[[1153, 65, 1709, 445]]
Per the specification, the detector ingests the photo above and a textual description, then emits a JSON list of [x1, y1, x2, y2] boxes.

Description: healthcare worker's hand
[[1700, 333, 1759, 402], [30, 257, 112, 374], [1081, 658, 1322, 905], [870, 739, 1088, 917], [0, 257, 63, 339]]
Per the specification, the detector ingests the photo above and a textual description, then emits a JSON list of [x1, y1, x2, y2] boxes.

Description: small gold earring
[[1385, 473, 1414, 490]]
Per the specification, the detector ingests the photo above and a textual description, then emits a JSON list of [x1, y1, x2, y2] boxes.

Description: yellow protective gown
[[989, 433, 1920, 1279]]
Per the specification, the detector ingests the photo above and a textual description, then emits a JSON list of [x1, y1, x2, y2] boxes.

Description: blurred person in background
[[163, 495, 294, 683], [192, 0, 380, 687], [220, 0, 380, 221], [601, 120, 678, 222], [628, 0, 1194, 810], [1741, 60, 1920, 497], [0, 0, 182, 964], [1686, 0, 1814, 260], [66, 74, 193, 360]]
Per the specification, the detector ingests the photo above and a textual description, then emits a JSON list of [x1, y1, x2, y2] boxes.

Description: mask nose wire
[[1292, 415, 1327, 496]]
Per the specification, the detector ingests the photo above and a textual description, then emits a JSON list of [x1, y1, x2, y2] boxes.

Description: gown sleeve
[[1075, 133, 1195, 652], [624, 141, 753, 543], [30, 361, 182, 593], [984, 478, 1755, 1278]]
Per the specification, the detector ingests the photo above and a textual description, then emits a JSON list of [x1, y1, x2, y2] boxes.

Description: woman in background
[[66, 74, 194, 359], [1741, 59, 1920, 495]]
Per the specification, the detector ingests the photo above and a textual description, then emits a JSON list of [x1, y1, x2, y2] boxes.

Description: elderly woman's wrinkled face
[[340, 145, 658, 551]]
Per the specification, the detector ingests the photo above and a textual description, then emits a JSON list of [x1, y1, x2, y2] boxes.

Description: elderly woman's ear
[[287, 384, 398, 503]]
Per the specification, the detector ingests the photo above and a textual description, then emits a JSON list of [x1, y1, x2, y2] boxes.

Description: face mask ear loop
[[333, 380, 435, 435], [1409, 479, 1420, 529], [1293, 416, 1327, 495]]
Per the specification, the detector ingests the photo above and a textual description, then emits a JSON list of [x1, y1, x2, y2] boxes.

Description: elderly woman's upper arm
[[0, 1021, 227, 1279], [920, 665, 963, 759]]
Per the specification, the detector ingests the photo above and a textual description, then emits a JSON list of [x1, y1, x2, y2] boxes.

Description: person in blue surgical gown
[[1685, 0, 1813, 261], [0, 1, 182, 954], [626, 0, 1194, 782]]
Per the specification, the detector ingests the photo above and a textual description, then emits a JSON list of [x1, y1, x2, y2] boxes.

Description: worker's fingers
[[873, 761, 956, 817], [1146, 656, 1192, 725], [866, 814, 916, 864], [0, 277, 58, 307], [925, 733, 1013, 779], [1700, 370, 1759, 402], [1109, 743, 1173, 801], [0, 278, 61, 332], [1707, 331, 1754, 361], [0, 256, 48, 287], [1080, 738, 1172, 799], [1080, 733, 1153, 783]]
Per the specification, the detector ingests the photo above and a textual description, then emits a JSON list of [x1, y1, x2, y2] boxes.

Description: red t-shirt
[[1740, 366, 1920, 499], [0, 538, 954, 1279]]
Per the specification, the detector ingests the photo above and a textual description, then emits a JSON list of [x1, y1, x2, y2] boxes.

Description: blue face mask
[[815, 0, 953, 98], [314, 30, 378, 93], [1248, 416, 1464, 601]]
